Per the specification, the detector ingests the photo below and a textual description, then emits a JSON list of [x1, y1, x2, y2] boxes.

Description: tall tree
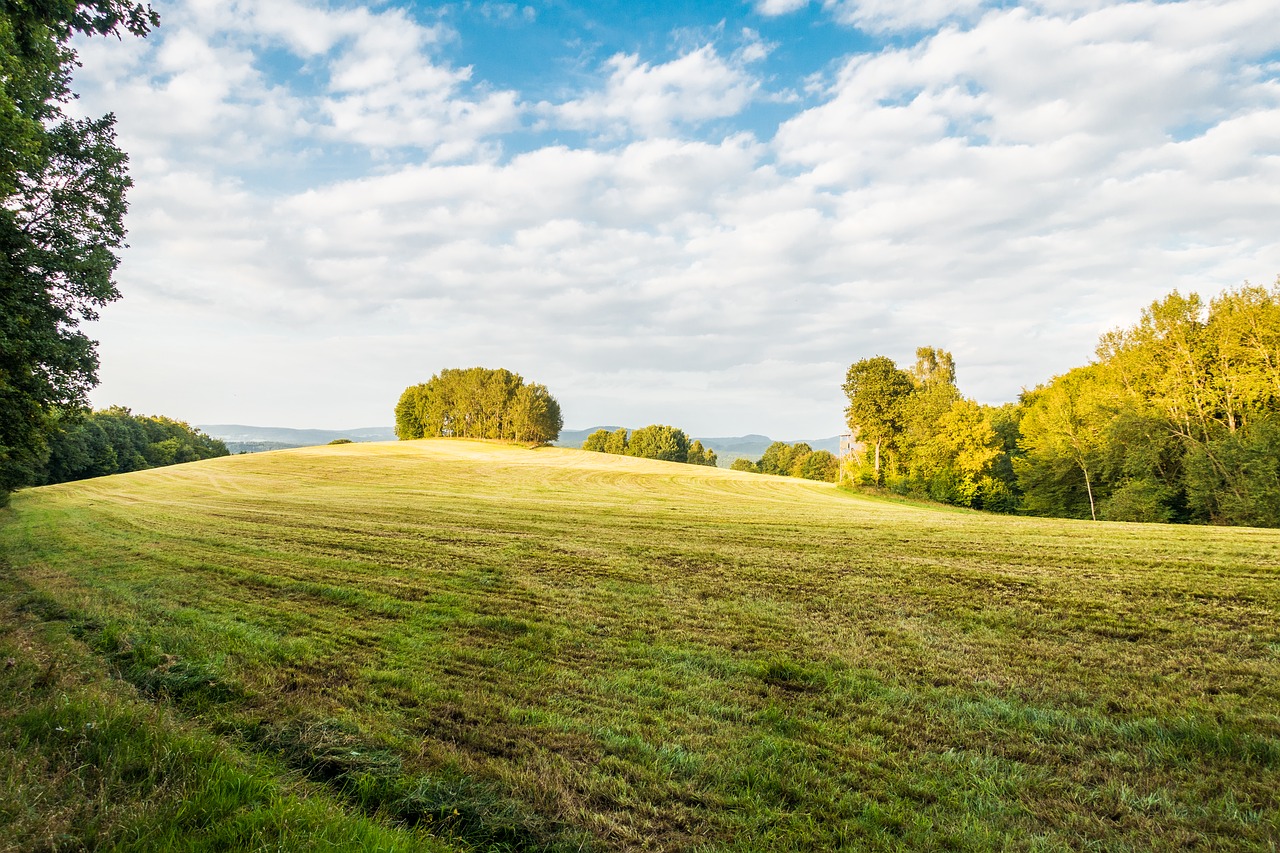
[[911, 346, 956, 387], [1093, 283, 1280, 525], [509, 382, 562, 444], [1015, 366, 1113, 521], [0, 1, 157, 500], [842, 356, 915, 482]]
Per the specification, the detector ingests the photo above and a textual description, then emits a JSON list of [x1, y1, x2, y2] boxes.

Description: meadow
[[1, 440, 1277, 852]]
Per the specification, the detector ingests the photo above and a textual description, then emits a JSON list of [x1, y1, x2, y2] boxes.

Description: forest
[[844, 282, 1280, 526], [394, 367, 563, 445], [581, 425, 718, 466], [22, 407, 228, 485]]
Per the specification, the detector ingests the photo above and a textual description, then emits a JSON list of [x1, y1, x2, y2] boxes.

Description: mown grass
[[0, 582, 459, 853], [1, 439, 1278, 851]]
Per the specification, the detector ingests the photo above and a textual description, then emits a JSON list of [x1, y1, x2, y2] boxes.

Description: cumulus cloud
[[71, 0, 1280, 435], [548, 45, 763, 137], [72, 0, 521, 163], [823, 0, 988, 32]]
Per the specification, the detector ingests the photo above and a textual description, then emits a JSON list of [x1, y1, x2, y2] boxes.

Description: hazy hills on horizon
[[199, 424, 843, 462], [552, 428, 842, 460], [197, 424, 396, 456]]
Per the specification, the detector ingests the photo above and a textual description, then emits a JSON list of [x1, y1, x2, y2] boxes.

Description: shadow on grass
[[246, 716, 594, 853]]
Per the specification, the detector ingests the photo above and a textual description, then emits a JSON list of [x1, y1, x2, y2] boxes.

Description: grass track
[[2, 439, 1278, 851]]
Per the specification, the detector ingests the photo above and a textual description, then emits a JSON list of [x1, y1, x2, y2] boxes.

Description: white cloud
[[549, 45, 762, 137], [822, 0, 988, 33], [756, 0, 811, 16], [74, 0, 1280, 436], [479, 3, 537, 24], [72, 0, 520, 163]]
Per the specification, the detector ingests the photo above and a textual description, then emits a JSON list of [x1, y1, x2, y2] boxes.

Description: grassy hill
[[1, 440, 1277, 851]]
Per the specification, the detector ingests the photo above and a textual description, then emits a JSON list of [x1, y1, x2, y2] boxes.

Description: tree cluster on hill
[[30, 407, 227, 485], [0, 1, 157, 504], [395, 367, 563, 445], [582, 425, 717, 466], [730, 442, 840, 482], [843, 348, 1020, 512], [843, 282, 1280, 526]]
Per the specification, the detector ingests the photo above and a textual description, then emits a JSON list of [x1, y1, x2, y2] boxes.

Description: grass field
[[2, 439, 1278, 852]]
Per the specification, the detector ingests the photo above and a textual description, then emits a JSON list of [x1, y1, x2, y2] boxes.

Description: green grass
[[2, 439, 1278, 851]]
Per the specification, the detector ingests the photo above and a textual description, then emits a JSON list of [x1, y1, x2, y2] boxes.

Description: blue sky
[[70, 0, 1280, 436]]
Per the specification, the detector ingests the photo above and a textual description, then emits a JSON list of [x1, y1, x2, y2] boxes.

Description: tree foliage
[[842, 356, 915, 480], [686, 440, 717, 467], [37, 406, 226, 484], [626, 425, 691, 462], [582, 429, 610, 452], [756, 441, 798, 476], [604, 427, 628, 455], [395, 367, 563, 445], [741, 441, 838, 482], [1015, 367, 1111, 520], [1017, 282, 1280, 526], [0, 1, 157, 501], [841, 286, 1280, 526], [797, 449, 839, 482], [581, 425, 717, 467], [842, 348, 1017, 510]]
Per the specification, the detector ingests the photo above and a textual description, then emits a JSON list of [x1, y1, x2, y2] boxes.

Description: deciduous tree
[[604, 427, 629, 455], [625, 424, 690, 462], [582, 429, 610, 452], [842, 356, 915, 482], [1015, 366, 1112, 521], [0, 1, 158, 500]]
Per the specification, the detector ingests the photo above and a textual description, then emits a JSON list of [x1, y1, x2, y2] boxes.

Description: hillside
[[200, 424, 841, 463], [1, 441, 1277, 851]]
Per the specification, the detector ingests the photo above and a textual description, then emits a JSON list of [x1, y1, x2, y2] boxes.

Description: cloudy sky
[[72, 0, 1280, 437]]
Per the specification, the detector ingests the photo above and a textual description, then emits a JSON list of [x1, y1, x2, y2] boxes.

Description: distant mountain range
[[201, 424, 841, 464], [198, 424, 396, 454]]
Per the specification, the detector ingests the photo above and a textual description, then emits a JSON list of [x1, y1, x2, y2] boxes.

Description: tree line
[[1016, 283, 1279, 526], [15, 407, 228, 486], [395, 367, 563, 445], [844, 282, 1280, 526], [843, 347, 1019, 512], [730, 442, 840, 482], [582, 426, 718, 466]]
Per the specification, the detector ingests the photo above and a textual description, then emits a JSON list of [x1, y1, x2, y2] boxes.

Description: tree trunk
[[1081, 462, 1096, 521]]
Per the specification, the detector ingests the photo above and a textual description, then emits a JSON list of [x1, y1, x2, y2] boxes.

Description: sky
[[70, 0, 1280, 438]]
